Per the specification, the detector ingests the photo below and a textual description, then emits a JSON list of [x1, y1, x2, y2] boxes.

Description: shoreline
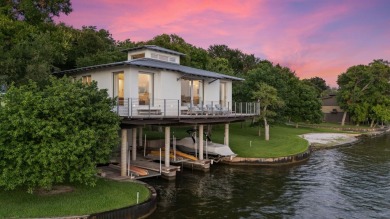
[[223, 127, 390, 166]]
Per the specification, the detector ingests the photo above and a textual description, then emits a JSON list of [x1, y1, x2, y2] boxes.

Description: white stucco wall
[[68, 66, 234, 108], [204, 79, 220, 103], [71, 67, 117, 98], [158, 71, 182, 100]]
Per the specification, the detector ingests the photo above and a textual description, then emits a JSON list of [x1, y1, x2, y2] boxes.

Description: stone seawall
[[222, 148, 311, 166]]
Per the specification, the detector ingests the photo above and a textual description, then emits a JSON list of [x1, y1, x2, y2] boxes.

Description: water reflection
[[144, 134, 390, 218]]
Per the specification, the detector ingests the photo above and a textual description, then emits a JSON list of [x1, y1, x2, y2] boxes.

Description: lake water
[[143, 134, 390, 218]]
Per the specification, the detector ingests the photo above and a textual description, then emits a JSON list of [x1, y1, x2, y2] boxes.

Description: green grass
[[145, 122, 348, 158], [0, 179, 151, 218], [211, 123, 344, 158]]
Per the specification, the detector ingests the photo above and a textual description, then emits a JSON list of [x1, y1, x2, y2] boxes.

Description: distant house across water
[[321, 95, 349, 124]]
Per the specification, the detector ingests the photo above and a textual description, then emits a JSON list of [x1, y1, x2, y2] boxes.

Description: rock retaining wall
[[222, 148, 311, 166]]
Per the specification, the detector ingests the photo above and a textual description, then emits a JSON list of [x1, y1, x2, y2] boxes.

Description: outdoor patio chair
[[187, 104, 202, 115], [206, 104, 217, 115], [197, 104, 207, 114], [215, 104, 230, 115]]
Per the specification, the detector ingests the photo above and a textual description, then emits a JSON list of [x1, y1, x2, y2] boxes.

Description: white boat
[[175, 129, 236, 157]]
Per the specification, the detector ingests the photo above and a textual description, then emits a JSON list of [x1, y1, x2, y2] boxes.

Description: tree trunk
[[295, 123, 299, 128], [370, 120, 375, 128], [264, 117, 269, 141], [341, 111, 347, 126]]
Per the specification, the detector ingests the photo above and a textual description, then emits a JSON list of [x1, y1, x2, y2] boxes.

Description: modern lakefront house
[[57, 45, 259, 178]]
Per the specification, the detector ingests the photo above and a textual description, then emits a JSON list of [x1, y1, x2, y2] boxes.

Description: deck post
[[121, 129, 127, 176], [165, 126, 171, 167], [199, 124, 204, 160], [138, 127, 143, 147], [132, 128, 137, 161], [224, 123, 230, 146]]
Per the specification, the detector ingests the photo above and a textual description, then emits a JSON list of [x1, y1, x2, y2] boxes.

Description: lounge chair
[[215, 104, 230, 115], [206, 104, 217, 115], [187, 104, 202, 115]]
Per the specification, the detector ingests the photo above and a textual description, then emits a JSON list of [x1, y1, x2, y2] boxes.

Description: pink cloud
[[56, 0, 390, 87]]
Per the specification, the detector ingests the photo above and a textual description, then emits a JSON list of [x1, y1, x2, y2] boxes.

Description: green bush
[[0, 77, 120, 192]]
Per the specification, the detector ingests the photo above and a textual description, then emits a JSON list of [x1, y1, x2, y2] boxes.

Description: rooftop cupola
[[122, 45, 186, 64]]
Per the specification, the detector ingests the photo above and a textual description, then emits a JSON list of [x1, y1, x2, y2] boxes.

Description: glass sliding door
[[220, 82, 227, 107], [138, 73, 153, 105], [114, 72, 124, 105], [192, 80, 203, 105], [181, 79, 203, 106], [181, 79, 191, 106]]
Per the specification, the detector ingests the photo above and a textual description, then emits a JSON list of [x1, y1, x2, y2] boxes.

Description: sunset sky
[[57, 0, 390, 87]]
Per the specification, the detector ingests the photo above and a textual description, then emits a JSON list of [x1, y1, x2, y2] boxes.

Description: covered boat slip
[[117, 121, 235, 179]]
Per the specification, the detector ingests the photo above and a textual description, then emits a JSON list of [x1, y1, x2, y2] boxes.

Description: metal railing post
[[235, 102, 237, 116], [127, 98, 130, 118], [164, 99, 166, 117], [130, 98, 133, 118], [177, 100, 180, 118], [148, 101, 151, 118]]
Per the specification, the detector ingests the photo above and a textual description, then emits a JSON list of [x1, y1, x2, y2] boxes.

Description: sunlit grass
[[144, 121, 346, 158], [0, 179, 150, 218], [210, 122, 342, 158]]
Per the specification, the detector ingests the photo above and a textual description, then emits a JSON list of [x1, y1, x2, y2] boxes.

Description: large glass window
[[131, 53, 145, 60], [181, 79, 203, 106], [193, 80, 203, 105], [220, 82, 227, 107], [114, 72, 124, 105], [138, 73, 153, 105], [82, 75, 92, 85]]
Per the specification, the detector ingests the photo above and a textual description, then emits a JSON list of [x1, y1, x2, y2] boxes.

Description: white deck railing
[[113, 98, 260, 118]]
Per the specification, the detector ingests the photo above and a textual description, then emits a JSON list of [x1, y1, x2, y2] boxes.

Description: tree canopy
[[241, 61, 322, 124], [1, 0, 72, 24], [0, 77, 120, 192], [337, 59, 390, 126], [302, 76, 330, 97], [252, 82, 284, 140]]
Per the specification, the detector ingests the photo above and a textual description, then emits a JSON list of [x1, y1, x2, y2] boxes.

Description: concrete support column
[[224, 123, 230, 146], [199, 125, 204, 160], [138, 127, 143, 147], [132, 128, 137, 161], [165, 126, 171, 167], [121, 129, 127, 177]]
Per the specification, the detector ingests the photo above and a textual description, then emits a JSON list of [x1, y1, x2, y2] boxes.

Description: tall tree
[[145, 34, 211, 69], [208, 44, 260, 76], [241, 61, 322, 124], [302, 76, 329, 97], [337, 59, 390, 126], [1, 0, 72, 24], [252, 82, 284, 140], [0, 15, 71, 86]]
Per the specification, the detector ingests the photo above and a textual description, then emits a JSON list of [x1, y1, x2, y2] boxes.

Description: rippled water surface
[[143, 134, 390, 218]]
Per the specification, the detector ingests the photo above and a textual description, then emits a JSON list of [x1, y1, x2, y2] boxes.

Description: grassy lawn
[[211, 122, 345, 158], [0, 179, 150, 218], [144, 122, 347, 158]]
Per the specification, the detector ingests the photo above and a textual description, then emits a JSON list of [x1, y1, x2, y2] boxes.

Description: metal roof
[[122, 45, 186, 56], [55, 58, 244, 81]]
